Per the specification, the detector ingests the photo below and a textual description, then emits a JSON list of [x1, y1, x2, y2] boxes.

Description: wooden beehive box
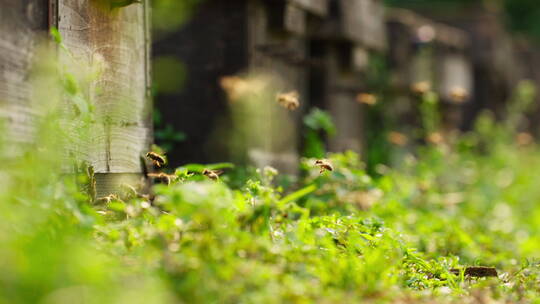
[[153, 0, 330, 173], [409, 5, 523, 128], [308, 0, 387, 154], [0, 0, 151, 196], [386, 8, 472, 132], [0, 0, 49, 147]]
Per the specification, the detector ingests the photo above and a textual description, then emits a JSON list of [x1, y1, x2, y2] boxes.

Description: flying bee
[[315, 159, 333, 174], [277, 91, 300, 110], [220, 76, 249, 101], [148, 172, 176, 185], [202, 169, 223, 181], [146, 151, 166, 168], [426, 132, 444, 145], [387, 131, 408, 146], [516, 132, 534, 146], [449, 87, 469, 103], [356, 93, 377, 105], [411, 81, 431, 95]]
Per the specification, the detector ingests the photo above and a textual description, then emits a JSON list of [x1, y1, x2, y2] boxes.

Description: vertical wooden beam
[[246, 0, 307, 174], [57, 0, 151, 194], [324, 44, 365, 154], [0, 0, 49, 145]]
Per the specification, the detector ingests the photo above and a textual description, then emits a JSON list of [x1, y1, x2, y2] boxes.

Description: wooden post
[[243, 0, 309, 174], [0, 0, 150, 195], [386, 8, 471, 132], [0, 0, 49, 145], [309, 0, 387, 154], [55, 0, 151, 195]]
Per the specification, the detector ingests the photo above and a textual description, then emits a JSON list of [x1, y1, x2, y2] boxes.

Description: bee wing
[[213, 170, 224, 176]]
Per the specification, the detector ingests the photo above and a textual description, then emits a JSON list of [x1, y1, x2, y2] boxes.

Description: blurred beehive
[[154, 0, 391, 171], [386, 8, 472, 133], [3, 0, 540, 179], [309, 0, 387, 154], [153, 0, 327, 173]]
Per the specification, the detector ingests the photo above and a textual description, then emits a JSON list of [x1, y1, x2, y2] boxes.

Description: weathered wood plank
[[267, 1, 307, 36], [386, 8, 469, 50], [0, 0, 48, 145], [339, 0, 387, 49], [324, 45, 365, 153], [58, 0, 151, 174], [284, 2, 306, 35], [438, 53, 473, 103], [94, 173, 144, 197], [290, 0, 328, 16], [245, 0, 307, 174], [310, 0, 386, 51]]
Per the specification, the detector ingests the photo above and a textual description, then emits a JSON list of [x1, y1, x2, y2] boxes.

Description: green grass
[[2, 108, 540, 303], [1, 28, 539, 303]]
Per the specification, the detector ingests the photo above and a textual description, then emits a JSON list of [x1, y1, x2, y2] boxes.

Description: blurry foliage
[[4, 67, 540, 302], [303, 108, 336, 159], [152, 56, 187, 95], [152, 56, 188, 152], [362, 53, 394, 175], [154, 123, 187, 152], [218, 73, 298, 164], [4, 7, 540, 304], [152, 0, 202, 38], [504, 0, 540, 39]]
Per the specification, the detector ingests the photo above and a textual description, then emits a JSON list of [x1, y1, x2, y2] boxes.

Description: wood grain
[[325, 45, 364, 154], [58, 0, 151, 174], [0, 0, 48, 145], [246, 0, 306, 174], [341, 0, 387, 51]]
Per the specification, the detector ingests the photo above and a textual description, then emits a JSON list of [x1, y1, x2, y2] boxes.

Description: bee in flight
[[315, 159, 333, 174], [356, 93, 377, 106], [411, 81, 431, 95], [202, 169, 223, 181], [449, 87, 469, 103], [148, 172, 176, 185], [277, 91, 300, 110], [387, 131, 408, 146], [146, 151, 166, 168]]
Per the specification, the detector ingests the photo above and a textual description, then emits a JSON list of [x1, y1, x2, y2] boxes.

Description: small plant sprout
[[277, 90, 300, 110]]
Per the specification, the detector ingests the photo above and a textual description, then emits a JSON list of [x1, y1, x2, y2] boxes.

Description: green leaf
[[183, 162, 235, 173], [50, 27, 62, 44], [278, 184, 317, 206]]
